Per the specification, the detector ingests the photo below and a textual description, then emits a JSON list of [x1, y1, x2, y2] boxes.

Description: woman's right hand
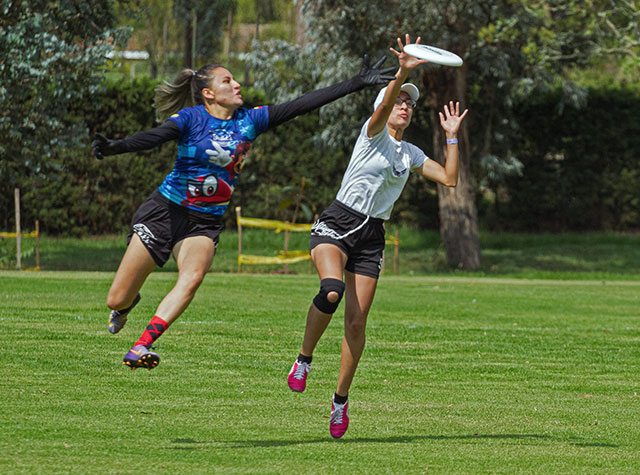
[[389, 34, 428, 72], [92, 133, 125, 160]]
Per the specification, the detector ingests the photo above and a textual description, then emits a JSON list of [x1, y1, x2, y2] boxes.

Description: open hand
[[390, 34, 428, 71], [439, 101, 468, 136], [358, 54, 397, 86]]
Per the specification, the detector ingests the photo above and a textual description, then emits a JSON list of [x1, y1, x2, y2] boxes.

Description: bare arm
[[418, 101, 468, 187], [367, 34, 427, 138]]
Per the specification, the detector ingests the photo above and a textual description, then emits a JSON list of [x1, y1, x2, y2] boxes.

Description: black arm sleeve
[[118, 121, 181, 153], [267, 75, 366, 129]]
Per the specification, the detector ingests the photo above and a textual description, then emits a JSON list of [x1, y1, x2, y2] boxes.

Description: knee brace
[[313, 278, 345, 314]]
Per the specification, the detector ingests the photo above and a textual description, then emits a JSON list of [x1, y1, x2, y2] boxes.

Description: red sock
[[135, 316, 169, 347]]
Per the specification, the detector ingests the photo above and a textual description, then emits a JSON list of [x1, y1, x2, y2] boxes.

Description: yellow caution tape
[[237, 217, 313, 233], [0, 231, 39, 238], [385, 236, 400, 245], [238, 250, 311, 265]]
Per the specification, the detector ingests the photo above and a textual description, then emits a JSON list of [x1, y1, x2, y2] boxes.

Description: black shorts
[[127, 190, 224, 267], [310, 200, 385, 279]]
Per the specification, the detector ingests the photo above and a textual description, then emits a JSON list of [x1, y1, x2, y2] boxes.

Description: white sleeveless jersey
[[336, 118, 428, 220]]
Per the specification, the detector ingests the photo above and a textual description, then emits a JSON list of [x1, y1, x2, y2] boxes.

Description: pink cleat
[[287, 360, 311, 392], [329, 398, 349, 438]]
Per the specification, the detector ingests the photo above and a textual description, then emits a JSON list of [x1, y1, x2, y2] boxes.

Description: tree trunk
[[184, 4, 193, 68], [294, 0, 306, 46], [423, 65, 481, 270], [224, 9, 233, 59]]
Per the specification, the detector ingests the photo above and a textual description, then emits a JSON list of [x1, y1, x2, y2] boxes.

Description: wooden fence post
[[14, 188, 21, 271], [35, 220, 40, 270], [283, 229, 290, 274], [309, 214, 318, 274], [235, 206, 242, 273], [394, 230, 399, 274]]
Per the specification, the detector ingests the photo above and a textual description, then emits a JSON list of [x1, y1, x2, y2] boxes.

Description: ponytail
[[153, 63, 224, 122]]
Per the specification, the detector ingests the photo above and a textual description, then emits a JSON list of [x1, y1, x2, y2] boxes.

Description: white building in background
[[106, 50, 150, 77]]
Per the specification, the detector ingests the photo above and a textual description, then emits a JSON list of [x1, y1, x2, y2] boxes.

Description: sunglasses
[[395, 97, 416, 109]]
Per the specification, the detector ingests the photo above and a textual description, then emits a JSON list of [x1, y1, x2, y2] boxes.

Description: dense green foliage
[[501, 86, 640, 231], [0, 0, 130, 223], [2, 272, 640, 472], [1, 78, 638, 236]]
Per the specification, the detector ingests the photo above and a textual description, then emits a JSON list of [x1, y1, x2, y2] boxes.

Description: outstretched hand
[[92, 133, 122, 160], [358, 54, 397, 86], [390, 34, 428, 71], [439, 101, 468, 136]]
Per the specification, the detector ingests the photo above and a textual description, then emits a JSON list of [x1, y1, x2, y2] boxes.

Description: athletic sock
[[333, 392, 348, 405], [297, 353, 312, 364], [134, 316, 169, 348]]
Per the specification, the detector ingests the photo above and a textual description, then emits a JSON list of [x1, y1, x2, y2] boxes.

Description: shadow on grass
[[168, 434, 618, 449]]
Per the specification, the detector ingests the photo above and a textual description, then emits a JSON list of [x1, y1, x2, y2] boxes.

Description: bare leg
[[335, 270, 378, 397], [107, 233, 156, 310], [154, 235, 215, 325], [300, 244, 348, 356]]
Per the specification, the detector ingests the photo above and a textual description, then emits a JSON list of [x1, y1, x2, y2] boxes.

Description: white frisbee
[[403, 44, 463, 67]]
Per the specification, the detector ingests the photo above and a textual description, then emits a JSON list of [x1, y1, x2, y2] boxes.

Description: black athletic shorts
[[310, 200, 385, 279], [127, 189, 224, 267]]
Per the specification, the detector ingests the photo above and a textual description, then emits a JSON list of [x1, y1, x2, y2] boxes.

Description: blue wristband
[[446, 138, 458, 145]]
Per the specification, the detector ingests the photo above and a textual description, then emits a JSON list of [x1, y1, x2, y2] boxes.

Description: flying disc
[[403, 44, 463, 67]]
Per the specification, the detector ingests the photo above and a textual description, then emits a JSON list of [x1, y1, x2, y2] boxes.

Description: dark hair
[[154, 63, 224, 122]]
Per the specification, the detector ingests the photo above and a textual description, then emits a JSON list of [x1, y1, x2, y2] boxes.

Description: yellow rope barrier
[[235, 208, 400, 273], [0, 231, 39, 238], [236, 217, 313, 233], [238, 250, 311, 265], [385, 235, 400, 245]]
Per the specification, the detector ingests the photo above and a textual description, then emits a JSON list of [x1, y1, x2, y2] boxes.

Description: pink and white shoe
[[287, 360, 311, 392], [329, 398, 349, 438]]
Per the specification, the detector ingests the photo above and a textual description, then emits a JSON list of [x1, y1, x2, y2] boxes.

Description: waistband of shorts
[[332, 200, 384, 224], [151, 189, 224, 223]]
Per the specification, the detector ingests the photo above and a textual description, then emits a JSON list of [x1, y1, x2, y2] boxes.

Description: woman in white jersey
[[287, 34, 468, 438]]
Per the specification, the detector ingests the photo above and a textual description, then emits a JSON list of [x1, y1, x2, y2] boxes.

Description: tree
[[0, 0, 130, 228], [172, 0, 234, 68], [243, 0, 639, 269], [116, 0, 182, 79]]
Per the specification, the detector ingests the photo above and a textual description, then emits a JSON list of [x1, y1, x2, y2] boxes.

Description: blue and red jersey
[[159, 104, 269, 216]]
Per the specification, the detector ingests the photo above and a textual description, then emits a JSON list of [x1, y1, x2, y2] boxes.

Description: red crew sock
[[135, 316, 169, 347]]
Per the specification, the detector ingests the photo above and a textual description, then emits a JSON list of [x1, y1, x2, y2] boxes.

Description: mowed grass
[[1, 271, 639, 473]]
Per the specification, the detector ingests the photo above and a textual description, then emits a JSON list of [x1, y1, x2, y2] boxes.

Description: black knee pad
[[313, 278, 345, 314]]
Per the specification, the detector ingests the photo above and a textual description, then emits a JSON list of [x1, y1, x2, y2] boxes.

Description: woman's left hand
[[439, 101, 469, 136]]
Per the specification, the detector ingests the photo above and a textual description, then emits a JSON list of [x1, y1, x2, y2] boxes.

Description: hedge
[[1, 79, 638, 235]]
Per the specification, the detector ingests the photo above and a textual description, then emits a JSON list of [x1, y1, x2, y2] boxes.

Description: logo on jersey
[[392, 157, 408, 177], [205, 131, 236, 167]]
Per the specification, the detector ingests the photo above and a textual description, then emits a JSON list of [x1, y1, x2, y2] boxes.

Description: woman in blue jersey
[[92, 56, 395, 370], [286, 35, 468, 438]]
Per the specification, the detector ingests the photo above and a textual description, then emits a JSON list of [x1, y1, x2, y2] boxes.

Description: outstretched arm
[[367, 34, 427, 138], [266, 54, 395, 129], [418, 101, 468, 187], [92, 121, 180, 159]]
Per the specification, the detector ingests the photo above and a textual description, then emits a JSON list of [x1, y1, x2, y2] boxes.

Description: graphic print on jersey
[[161, 105, 268, 216]]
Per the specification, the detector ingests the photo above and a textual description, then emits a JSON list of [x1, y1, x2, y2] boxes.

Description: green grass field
[[1, 271, 639, 473]]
